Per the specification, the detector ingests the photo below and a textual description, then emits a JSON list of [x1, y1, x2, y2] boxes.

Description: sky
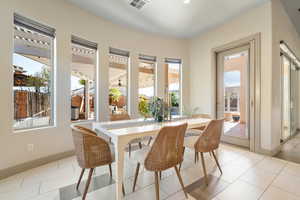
[[224, 71, 240, 87], [13, 53, 43, 75]]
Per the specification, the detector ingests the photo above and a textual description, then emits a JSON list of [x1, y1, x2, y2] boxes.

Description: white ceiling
[[67, 0, 269, 38], [281, 0, 300, 37]]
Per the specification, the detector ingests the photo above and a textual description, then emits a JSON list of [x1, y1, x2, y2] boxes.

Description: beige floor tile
[[238, 168, 277, 190], [260, 186, 299, 200], [254, 157, 287, 174], [212, 162, 249, 183], [280, 162, 300, 177], [124, 184, 168, 200], [0, 145, 296, 200], [185, 175, 230, 200], [0, 174, 23, 194], [73, 184, 115, 200], [216, 180, 264, 200], [159, 173, 185, 196], [29, 190, 60, 200], [0, 181, 40, 200], [272, 173, 300, 197], [165, 191, 196, 200], [24, 165, 76, 187], [132, 170, 155, 189], [180, 165, 204, 185], [40, 175, 78, 193]]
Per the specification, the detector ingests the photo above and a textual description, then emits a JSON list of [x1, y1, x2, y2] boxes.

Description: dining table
[[93, 117, 211, 200]]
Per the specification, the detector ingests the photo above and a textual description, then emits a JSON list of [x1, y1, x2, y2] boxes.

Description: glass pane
[[71, 43, 96, 121], [167, 63, 180, 115], [223, 51, 248, 139], [290, 63, 298, 136], [282, 56, 290, 140], [109, 54, 128, 117], [13, 25, 54, 130], [138, 61, 155, 117]]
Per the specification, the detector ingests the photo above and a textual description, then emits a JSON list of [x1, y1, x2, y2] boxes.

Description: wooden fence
[[14, 90, 51, 120]]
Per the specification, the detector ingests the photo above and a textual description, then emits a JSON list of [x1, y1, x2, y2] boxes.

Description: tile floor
[[276, 133, 300, 164], [224, 122, 247, 139], [1, 143, 300, 200]]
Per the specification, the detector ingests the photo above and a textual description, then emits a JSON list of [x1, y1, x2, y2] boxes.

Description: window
[[71, 36, 97, 121], [13, 14, 55, 130], [224, 71, 240, 112], [138, 54, 156, 102], [108, 48, 129, 117], [165, 58, 181, 115]]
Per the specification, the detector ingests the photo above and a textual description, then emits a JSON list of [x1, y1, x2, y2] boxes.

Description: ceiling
[[281, 0, 300, 37], [67, 0, 269, 38]]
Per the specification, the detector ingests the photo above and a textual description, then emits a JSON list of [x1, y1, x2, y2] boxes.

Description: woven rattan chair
[[71, 125, 125, 200], [183, 119, 224, 185], [131, 123, 188, 200], [110, 113, 152, 157]]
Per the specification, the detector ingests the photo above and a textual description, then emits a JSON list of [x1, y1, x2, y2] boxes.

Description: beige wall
[[0, 0, 189, 170], [188, 2, 273, 151], [271, 0, 300, 150]]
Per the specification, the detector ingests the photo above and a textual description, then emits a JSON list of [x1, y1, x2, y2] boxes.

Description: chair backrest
[[71, 125, 113, 169], [194, 119, 224, 152], [144, 123, 188, 171], [110, 113, 131, 121]]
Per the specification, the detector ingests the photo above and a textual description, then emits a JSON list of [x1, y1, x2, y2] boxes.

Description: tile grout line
[[257, 160, 288, 200]]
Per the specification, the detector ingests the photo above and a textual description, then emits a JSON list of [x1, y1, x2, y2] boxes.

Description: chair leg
[[132, 162, 140, 192], [138, 142, 143, 149], [174, 166, 188, 198], [122, 183, 125, 196], [212, 151, 222, 174], [194, 151, 197, 164], [147, 137, 152, 146], [82, 168, 94, 200], [154, 171, 160, 200], [159, 171, 162, 180], [129, 144, 132, 157], [76, 168, 85, 190], [179, 147, 185, 171], [200, 153, 208, 186], [109, 164, 112, 178]]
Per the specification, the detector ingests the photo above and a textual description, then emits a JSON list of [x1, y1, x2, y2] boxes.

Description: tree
[[25, 66, 50, 93]]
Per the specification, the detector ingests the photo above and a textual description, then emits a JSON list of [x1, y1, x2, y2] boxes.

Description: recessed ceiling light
[[183, 0, 191, 4]]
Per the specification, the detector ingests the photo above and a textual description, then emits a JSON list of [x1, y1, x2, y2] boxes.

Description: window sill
[[13, 125, 56, 134], [71, 119, 95, 125]]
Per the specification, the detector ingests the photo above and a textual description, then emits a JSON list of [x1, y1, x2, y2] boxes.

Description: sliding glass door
[[281, 54, 298, 141]]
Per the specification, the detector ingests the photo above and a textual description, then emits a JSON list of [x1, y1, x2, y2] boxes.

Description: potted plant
[[149, 97, 170, 122], [109, 88, 122, 105], [138, 96, 150, 119], [170, 92, 179, 115]]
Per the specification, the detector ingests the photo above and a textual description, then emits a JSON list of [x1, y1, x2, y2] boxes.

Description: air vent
[[129, 0, 151, 10]]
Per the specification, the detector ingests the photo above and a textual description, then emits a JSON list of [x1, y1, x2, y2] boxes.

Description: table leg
[[115, 138, 126, 200]]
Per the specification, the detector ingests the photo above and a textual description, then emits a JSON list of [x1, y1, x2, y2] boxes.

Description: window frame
[[70, 36, 98, 122], [138, 55, 157, 100], [108, 48, 130, 116], [13, 14, 56, 131], [165, 58, 182, 115]]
